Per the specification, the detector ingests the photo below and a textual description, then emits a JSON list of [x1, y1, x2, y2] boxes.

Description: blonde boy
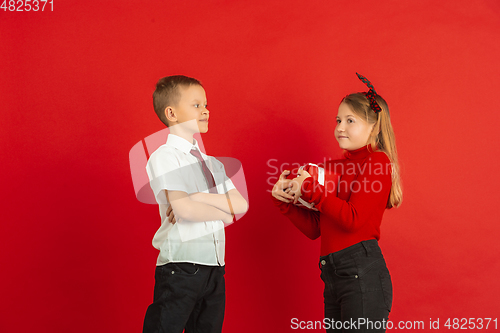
[[143, 75, 248, 333]]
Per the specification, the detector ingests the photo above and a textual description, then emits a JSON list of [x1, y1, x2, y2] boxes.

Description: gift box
[[286, 163, 325, 211]]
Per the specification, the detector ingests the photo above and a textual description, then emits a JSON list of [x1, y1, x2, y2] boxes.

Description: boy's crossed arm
[[165, 189, 248, 225], [189, 190, 248, 215]]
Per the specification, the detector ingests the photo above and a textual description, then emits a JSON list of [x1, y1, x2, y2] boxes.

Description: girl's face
[[335, 102, 375, 151]]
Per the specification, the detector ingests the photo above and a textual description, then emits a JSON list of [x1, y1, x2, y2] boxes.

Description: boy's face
[[169, 84, 209, 134]]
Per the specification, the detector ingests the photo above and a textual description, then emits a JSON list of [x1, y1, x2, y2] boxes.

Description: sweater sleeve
[[301, 152, 391, 232], [271, 195, 320, 240]]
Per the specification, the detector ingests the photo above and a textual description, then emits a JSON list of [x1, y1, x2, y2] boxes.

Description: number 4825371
[[1, 0, 53, 11]]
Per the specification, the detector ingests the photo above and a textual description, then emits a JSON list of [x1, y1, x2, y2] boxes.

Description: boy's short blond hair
[[153, 75, 203, 127]]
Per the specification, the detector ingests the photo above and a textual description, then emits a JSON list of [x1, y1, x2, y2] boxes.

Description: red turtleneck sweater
[[272, 145, 392, 256]]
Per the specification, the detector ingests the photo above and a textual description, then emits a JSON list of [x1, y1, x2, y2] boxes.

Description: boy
[[143, 75, 248, 333]]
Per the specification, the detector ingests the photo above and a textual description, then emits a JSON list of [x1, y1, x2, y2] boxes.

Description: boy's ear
[[164, 106, 177, 123]]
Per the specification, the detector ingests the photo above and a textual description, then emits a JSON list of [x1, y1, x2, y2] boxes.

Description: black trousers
[[320, 240, 392, 332], [143, 263, 225, 333]]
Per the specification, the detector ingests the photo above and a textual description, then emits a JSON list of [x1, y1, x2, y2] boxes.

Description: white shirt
[[146, 134, 235, 266]]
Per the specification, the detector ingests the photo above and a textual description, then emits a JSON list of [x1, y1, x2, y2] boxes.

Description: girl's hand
[[272, 170, 294, 203], [289, 169, 312, 204]]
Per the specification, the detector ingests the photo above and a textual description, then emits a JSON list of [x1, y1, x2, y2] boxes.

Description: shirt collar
[[166, 134, 201, 154]]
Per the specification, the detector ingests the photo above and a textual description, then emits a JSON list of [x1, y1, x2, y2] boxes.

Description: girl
[[272, 73, 402, 332]]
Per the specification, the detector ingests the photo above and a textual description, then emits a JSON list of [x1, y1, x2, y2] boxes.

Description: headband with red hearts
[[356, 72, 382, 113]]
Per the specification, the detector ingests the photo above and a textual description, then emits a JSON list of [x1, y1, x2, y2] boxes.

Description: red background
[[2, 1, 500, 332]]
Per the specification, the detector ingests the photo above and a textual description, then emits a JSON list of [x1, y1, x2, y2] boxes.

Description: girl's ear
[[165, 106, 177, 123]]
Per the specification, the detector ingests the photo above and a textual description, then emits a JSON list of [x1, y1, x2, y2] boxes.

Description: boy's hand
[[289, 169, 312, 204], [166, 205, 179, 224], [272, 170, 294, 203]]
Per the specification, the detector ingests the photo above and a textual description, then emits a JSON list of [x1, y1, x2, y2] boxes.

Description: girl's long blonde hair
[[342, 93, 403, 208]]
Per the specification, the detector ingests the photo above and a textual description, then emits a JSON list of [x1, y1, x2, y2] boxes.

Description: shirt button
[[321, 260, 326, 266], [355, 275, 358, 278], [171, 271, 175, 275]]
